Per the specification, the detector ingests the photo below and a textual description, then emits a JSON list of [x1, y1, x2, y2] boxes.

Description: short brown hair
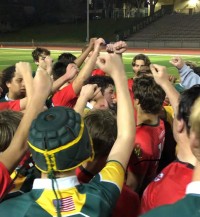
[[0, 110, 23, 152], [84, 109, 117, 157]]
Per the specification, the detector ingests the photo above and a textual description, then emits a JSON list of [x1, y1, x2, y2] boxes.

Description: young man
[[141, 97, 200, 217], [140, 65, 200, 213], [0, 52, 135, 217], [50, 38, 106, 108], [170, 56, 200, 89], [127, 75, 166, 194], [84, 75, 116, 111], [32, 47, 53, 75], [0, 65, 26, 101], [128, 54, 151, 101], [0, 62, 52, 200]]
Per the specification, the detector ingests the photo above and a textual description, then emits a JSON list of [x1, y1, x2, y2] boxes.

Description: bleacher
[[127, 13, 200, 48]]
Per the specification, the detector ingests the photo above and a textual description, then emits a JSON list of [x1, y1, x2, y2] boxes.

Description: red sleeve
[[52, 83, 78, 108], [0, 161, 12, 198], [0, 100, 20, 111]]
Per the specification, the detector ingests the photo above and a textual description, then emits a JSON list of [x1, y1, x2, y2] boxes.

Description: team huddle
[[0, 38, 200, 217]]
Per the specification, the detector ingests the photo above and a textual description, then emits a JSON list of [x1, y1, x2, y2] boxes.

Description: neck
[[41, 170, 76, 179], [176, 135, 196, 166], [137, 109, 158, 125], [192, 160, 200, 181], [82, 156, 107, 175]]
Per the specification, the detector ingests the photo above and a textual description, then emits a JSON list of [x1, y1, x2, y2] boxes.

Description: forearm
[[74, 97, 88, 116], [51, 75, 70, 94], [75, 45, 93, 68], [179, 64, 200, 89], [108, 70, 135, 168], [1, 99, 44, 173], [160, 80, 180, 114]]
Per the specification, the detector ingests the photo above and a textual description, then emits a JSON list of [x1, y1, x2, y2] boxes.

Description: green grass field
[[0, 48, 200, 79]]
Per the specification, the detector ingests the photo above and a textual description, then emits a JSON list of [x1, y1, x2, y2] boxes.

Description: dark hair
[[177, 84, 200, 134], [32, 47, 50, 62], [0, 65, 16, 94], [84, 109, 117, 157], [0, 110, 23, 152], [58, 53, 77, 63], [133, 75, 165, 114], [132, 54, 151, 67], [193, 67, 200, 76], [52, 60, 73, 81], [84, 75, 114, 95]]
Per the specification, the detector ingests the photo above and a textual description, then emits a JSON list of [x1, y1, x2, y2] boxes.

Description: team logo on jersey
[[134, 143, 142, 159], [53, 196, 75, 212]]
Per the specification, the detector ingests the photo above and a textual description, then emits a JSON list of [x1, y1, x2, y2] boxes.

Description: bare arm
[[74, 38, 97, 68], [51, 63, 78, 93], [170, 56, 200, 89], [74, 84, 100, 116], [97, 52, 135, 170], [150, 64, 180, 114], [0, 63, 52, 173], [72, 38, 105, 95]]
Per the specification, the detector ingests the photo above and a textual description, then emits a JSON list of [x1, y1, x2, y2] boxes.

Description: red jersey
[[0, 100, 20, 111], [52, 83, 78, 108], [76, 166, 140, 217], [91, 69, 106, 76], [141, 160, 194, 214], [128, 78, 134, 103], [0, 161, 12, 199], [128, 119, 165, 192]]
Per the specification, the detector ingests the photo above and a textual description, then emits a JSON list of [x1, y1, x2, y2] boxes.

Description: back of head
[[0, 110, 23, 152], [28, 106, 94, 174], [177, 84, 200, 134], [58, 53, 77, 64], [0, 65, 15, 95], [32, 47, 50, 62], [84, 109, 117, 157], [84, 75, 114, 95], [52, 61, 72, 81], [133, 75, 166, 114]]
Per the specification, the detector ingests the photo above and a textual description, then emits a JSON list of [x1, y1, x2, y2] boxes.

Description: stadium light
[[188, 0, 198, 7], [86, 0, 92, 42]]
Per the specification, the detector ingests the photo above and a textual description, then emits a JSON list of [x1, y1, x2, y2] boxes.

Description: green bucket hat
[[28, 106, 94, 173]]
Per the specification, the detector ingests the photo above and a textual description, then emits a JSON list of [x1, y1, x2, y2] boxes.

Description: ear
[[6, 81, 11, 88], [176, 118, 185, 133], [134, 98, 140, 105], [190, 131, 200, 161]]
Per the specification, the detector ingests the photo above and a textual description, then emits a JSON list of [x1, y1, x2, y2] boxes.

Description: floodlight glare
[[188, 0, 198, 7]]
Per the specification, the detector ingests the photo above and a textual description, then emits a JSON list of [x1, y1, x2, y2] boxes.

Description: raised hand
[[150, 64, 170, 86], [170, 56, 185, 69]]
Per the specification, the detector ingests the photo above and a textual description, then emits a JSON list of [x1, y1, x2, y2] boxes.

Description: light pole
[[86, 0, 91, 42]]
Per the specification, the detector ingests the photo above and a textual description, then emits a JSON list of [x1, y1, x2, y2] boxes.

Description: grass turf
[[0, 48, 200, 79]]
